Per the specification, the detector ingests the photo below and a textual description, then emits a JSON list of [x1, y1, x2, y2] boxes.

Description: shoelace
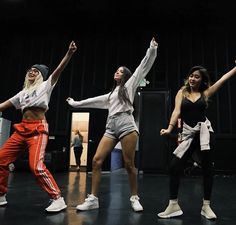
[[131, 196, 140, 202], [85, 195, 94, 202], [48, 198, 59, 206], [48, 199, 54, 204]]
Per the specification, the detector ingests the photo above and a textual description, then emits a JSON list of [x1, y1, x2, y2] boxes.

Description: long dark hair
[[109, 66, 132, 105], [182, 65, 211, 104], [183, 66, 211, 92]]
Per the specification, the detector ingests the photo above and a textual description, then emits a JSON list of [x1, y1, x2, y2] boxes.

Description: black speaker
[[135, 89, 170, 173]]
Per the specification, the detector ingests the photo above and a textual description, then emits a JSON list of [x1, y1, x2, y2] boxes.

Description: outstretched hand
[[151, 37, 158, 48], [66, 97, 75, 106], [68, 41, 77, 54]]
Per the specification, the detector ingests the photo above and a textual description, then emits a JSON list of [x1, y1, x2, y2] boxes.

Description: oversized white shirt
[[9, 75, 56, 112], [69, 42, 157, 117]]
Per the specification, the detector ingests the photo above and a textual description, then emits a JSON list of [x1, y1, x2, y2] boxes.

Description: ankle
[[131, 195, 139, 198], [54, 196, 62, 200], [203, 199, 210, 205], [169, 199, 178, 204], [89, 194, 98, 199]]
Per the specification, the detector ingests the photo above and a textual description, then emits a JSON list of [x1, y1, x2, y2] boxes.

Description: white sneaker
[[130, 195, 143, 212], [0, 194, 7, 206], [201, 200, 217, 220], [76, 194, 99, 211], [158, 200, 183, 218], [45, 197, 67, 212]]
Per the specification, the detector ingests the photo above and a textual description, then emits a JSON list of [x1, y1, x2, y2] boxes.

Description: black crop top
[[180, 94, 207, 127]]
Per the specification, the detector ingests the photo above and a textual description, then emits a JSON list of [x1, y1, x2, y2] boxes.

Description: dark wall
[[0, 0, 236, 172], [1, 23, 236, 133]]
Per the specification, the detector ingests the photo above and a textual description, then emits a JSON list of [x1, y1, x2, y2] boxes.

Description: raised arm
[[205, 60, 236, 98], [0, 100, 14, 112], [160, 89, 182, 136], [125, 37, 158, 89], [50, 41, 77, 86]]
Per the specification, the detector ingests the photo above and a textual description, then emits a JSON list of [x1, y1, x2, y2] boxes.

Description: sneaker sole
[[0, 201, 7, 206], [158, 210, 183, 218], [45, 205, 67, 212], [76, 205, 99, 211], [201, 210, 217, 220], [133, 207, 144, 212]]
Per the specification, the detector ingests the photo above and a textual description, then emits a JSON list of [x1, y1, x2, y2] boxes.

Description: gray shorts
[[104, 111, 139, 140]]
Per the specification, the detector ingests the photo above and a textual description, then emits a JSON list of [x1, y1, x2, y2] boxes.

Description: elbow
[[0, 103, 8, 112]]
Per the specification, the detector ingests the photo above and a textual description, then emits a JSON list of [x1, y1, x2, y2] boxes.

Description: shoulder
[[175, 89, 184, 104], [203, 88, 210, 97], [176, 89, 184, 97], [12, 90, 24, 98], [43, 75, 55, 88]]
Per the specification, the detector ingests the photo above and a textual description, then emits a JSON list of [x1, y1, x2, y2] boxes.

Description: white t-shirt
[[9, 75, 56, 112]]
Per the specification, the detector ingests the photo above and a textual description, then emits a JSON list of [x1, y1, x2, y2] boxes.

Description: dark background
[[0, 0, 236, 173]]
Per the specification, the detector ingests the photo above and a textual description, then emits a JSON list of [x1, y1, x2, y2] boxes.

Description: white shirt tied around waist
[[173, 118, 214, 158]]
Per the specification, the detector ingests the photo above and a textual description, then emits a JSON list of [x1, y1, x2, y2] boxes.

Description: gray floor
[[0, 169, 235, 225]]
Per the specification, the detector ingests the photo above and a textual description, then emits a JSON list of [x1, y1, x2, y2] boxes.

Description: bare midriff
[[22, 107, 46, 120]]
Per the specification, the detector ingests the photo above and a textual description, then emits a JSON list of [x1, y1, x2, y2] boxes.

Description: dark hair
[[182, 65, 211, 106], [109, 66, 132, 105], [183, 65, 211, 92]]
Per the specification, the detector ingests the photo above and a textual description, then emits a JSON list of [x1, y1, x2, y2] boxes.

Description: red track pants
[[0, 120, 61, 199]]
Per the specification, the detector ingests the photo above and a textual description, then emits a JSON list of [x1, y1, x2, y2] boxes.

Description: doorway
[[70, 112, 90, 172]]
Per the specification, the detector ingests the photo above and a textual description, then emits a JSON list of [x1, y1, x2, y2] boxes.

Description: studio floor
[[0, 169, 236, 225]]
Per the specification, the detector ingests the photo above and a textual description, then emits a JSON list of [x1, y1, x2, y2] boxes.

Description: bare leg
[[91, 136, 117, 196], [120, 131, 138, 195]]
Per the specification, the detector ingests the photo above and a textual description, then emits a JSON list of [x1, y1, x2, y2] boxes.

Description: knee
[[0, 153, 9, 166], [169, 164, 181, 176], [29, 162, 43, 176], [203, 165, 214, 177], [0, 163, 9, 171], [92, 157, 103, 170], [124, 161, 135, 174], [29, 166, 39, 176], [0, 159, 8, 167]]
